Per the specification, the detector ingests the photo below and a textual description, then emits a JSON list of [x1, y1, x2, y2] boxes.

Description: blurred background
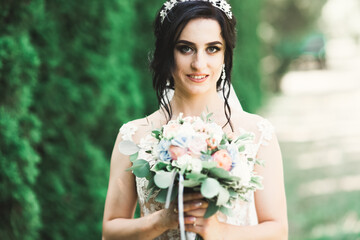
[[0, 0, 359, 239]]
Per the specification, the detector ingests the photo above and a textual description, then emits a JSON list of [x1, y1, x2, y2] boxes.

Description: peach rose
[[169, 145, 187, 160], [212, 149, 232, 171]]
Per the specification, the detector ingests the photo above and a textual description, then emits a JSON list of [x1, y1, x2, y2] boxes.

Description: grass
[[281, 139, 360, 240]]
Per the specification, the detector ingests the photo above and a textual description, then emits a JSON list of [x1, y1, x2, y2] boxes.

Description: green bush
[[0, 0, 263, 239], [0, 2, 42, 238]]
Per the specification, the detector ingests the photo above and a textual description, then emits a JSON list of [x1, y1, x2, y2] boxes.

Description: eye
[[207, 46, 220, 54], [177, 45, 194, 54]]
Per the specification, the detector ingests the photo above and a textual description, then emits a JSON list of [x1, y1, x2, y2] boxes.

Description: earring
[[221, 64, 226, 81]]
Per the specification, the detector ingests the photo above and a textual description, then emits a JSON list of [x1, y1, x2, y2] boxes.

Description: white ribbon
[[164, 172, 194, 240], [178, 174, 186, 240], [165, 171, 177, 209]]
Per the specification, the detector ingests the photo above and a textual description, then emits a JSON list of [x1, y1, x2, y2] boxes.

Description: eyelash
[[176, 45, 221, 54]]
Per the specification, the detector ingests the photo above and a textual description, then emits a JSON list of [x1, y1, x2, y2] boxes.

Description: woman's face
[[172, 18, 225, 97]]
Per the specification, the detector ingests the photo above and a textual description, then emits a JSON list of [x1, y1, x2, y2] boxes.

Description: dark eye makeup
[[175, 45, 222, 54]]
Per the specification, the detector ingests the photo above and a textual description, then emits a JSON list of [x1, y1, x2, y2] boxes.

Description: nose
[[191, 51, 206, 71]]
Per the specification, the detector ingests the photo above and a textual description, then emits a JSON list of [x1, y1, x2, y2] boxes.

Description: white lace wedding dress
[[120, 118, 274, 240]]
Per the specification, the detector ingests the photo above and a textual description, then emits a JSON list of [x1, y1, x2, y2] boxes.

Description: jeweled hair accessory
[[160, 0, 233, 23]]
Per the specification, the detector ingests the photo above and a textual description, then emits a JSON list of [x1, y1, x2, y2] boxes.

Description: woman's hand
[[159, 201, 180, 230], [182, 193, 225, 240]]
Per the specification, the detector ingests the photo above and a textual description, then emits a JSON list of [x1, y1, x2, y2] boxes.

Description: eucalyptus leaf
[[118, 140, 140, 155], [147, 176, 155, 190], [183, 179, 201, 187], [220, 206, 234, 217], [154, 171, 175, 189], [204, 200, 219, 218], [170, 185, 178, 202], [152, 130, 161, 139], [126, 159, 150, 178], [153, 162, 169, 171], [146, 188, 156, 201], [216, 186, 230, 206], [201, 161, 217, 169], [155, 188, 168, 203], [201, 178, 220, 198], [209, 168, 231, 179], [238, 145, 245, 152], [186, 172, 207, 181], [228, 189, 237, 197], [130, 152, 139, 162]]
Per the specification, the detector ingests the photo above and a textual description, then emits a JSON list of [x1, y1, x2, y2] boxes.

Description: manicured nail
[[195, 202, 202, 207]]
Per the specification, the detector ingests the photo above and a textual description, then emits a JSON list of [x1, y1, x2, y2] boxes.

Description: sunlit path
[[259, 36, 360, 239]]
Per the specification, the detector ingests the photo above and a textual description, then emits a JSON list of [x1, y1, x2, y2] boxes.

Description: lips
[[187, 74, 209, 83]]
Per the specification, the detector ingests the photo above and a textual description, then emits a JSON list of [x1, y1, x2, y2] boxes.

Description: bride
[[102, 1, 288, 239]]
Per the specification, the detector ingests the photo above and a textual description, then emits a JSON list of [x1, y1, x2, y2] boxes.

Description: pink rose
[[188, 136, 207, 157], [169, 145, 187, 160], [212, 149, 232, 171]]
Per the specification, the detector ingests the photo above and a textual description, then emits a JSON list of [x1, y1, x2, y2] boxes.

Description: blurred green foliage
[[260, 0, 327, 92], [0, 0, 263, 239]]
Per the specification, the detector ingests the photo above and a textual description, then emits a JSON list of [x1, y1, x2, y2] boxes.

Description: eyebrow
[[176, 40, 223, 46]]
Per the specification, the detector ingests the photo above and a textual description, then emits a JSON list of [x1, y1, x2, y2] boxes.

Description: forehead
[[178, 18, 223, 44]]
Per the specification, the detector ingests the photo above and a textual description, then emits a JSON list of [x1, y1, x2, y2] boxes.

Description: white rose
[[119, 123, 137, 141], [176, 154, 192, 167], [231, 159, 252, 186], [189, 158, 203, 173]]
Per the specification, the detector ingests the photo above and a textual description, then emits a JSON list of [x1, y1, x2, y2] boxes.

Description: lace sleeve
[[257, 119, 275, 146], [254, 118, 275, 156], [119, 122, 138, 141]]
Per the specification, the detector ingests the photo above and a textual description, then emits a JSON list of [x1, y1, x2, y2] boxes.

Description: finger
[[183, 192, 203, 201], [185, 208, 207, 217], [183, 200, 208, 212], [185, 224, 204, 233], [184, 216, 204, 226]]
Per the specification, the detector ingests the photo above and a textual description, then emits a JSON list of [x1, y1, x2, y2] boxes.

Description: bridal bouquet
[[119, 113, 263, 220]]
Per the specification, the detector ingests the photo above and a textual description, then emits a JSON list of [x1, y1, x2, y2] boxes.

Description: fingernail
[[188, 217, 196, 222], [195, 202, 202, 207]]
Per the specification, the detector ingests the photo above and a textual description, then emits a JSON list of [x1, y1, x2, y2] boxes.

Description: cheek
[[173, 54, 189, 75]]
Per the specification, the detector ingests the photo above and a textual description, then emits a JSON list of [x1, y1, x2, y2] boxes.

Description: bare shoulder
[[231, 110, 267, 132], [120, 110, 166, 144], [230, 110, 275, 143]]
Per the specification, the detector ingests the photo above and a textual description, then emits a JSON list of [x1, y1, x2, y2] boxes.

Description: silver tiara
[[160, 0, 233, 23]]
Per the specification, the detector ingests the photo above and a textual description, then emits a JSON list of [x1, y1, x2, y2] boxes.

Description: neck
[[169, 90, 224, 119]]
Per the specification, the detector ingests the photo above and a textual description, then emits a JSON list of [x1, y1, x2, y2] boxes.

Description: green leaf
[[201, 178, 220, 198], [118, 140, 140, 155], [201, 161, 217, 169], [155, 189, 168, 203], [170, 185, 178, 202], [130, 152, 139, 162], [209, 168, 231, 179], [126, 159, 150, 178], [152, 130, 161, 139], [219, 206, 234, 217], [228, 189, 237, 197], [216, 186, 230, 206], [153, 162, 169, 171], [186, 172, 207, 181], [204, 200, 219, 218], [238, 145, 245, 152], [183, 179, 201, 187], [147, 176, 155, 190], [154, 171, 175, 189], [146, 187, 156, 201]]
